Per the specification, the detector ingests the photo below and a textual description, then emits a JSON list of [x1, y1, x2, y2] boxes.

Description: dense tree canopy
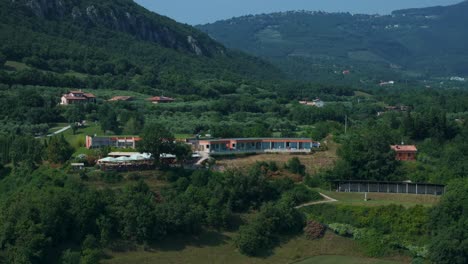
[[429, 178, 468, 264], [137, 123, 176, 165], [47, 135, 73, 164], [9, 136, 44, 168], [330, 125, 400, 181], [0, 1, 466, 263]]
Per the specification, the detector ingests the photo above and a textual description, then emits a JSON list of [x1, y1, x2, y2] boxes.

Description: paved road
[[36, 125, 72, 138], [295, 192, 338, 209], [195, 151, 210, 166]]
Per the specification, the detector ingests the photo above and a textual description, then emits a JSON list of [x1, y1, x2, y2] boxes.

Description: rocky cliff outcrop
[[9, 0, 221, 56]]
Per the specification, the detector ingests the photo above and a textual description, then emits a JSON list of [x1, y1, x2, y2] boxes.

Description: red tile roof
[[70, 90, 84, 94], [63, 96, 87, 100], [62, 91, 96, 101], [147, 96, 175, 102], [108, 96, 133, 101], [391, 145, 418, 152]]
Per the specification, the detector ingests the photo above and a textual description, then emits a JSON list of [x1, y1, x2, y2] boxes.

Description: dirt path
[[295, 192, 338, 209]]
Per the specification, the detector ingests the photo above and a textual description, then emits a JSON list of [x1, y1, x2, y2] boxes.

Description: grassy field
[[4, 60, 31, 71], [319, 190, 440, 208], [62, 122, 104, 149], [347, 51, 387, 63], [294, 255, 400, 264], [102, 231, 409, 264], [354, 91, 373, 98], [175, 134, 194, 140]]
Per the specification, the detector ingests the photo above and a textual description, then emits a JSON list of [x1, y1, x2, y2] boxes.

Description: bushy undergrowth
[[306, 204, 431, 258], [304, 220, 326, 240]]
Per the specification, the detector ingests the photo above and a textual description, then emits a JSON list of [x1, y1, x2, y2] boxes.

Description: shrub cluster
[[235, 200, 306, 256], [304, 220, 326, 240]]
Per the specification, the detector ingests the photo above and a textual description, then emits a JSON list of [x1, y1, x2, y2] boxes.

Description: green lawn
[[73, 147, 96, 156], [5, 60, 31, 71], [64, 71, 90, 79], [294, 255, 400, 264], [319, 189, 439, 208], [102, 231, 409, 264], [354, 91, 373, 98], [63, 122, 104, 150], [175, 133, 194, 139]]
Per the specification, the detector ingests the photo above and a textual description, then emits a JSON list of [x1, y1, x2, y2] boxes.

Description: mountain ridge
[[197, 1, 468, 80], [0, 0, 283, 94], [7, 0, 222, 56]]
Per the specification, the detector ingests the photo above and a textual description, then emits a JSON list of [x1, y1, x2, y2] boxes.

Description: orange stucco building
[[391, 145, 418, 161]]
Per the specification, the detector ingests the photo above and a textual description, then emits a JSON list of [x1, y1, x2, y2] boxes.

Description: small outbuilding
[[147, 96, 175, 104], [108, 96, 133, 102], [391, 145, 417, 161], [71, 163, 85, 170]]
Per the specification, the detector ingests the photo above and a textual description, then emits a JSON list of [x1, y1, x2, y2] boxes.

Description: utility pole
[[345, 115, 348, 134]]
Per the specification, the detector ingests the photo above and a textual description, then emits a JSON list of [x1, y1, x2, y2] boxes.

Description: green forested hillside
[[0, 1, 467, 263], [198, 1, 468, 80], [0, 0, 282, 94]]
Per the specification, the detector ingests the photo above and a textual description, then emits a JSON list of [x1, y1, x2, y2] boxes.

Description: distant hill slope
[[198, 1, 468, 80], [0, 0, 282, 95]]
